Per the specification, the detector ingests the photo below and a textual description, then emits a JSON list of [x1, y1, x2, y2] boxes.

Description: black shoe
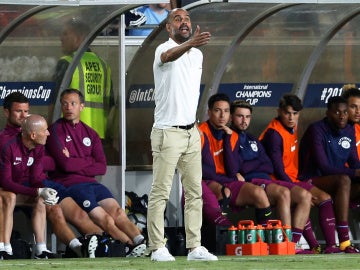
[[125, 240, 146, 257], [34, 250, 56, 259], [218, 185, 231, 215], [82, 235, 98, 258], [1, 251, 15, 260]]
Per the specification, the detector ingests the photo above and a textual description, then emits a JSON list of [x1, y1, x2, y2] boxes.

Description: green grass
[[1, 255, 360, 270]]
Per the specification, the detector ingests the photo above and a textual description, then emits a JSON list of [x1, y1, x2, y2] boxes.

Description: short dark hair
[[230, 100, 252, 114], [208, 93, 230, 110], [60, 88, 85, 104], [341, 87, 360, 100], [3, 92, 29, 110], [327, 95, 347, 110], [279, 94, 303, 111]]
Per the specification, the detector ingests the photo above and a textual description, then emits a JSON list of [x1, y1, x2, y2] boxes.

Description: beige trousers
[[147, 126, 203, 250]]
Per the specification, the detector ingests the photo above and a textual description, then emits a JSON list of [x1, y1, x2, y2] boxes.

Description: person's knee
[[113, 207, 127, 220], [71, 207, 89, 222], [47, 205, 65, 222], [2, 192, 16, 207], [252, 186, 270, 208], [91, 211, 115, 229], [338, 175, 351, 190], [276, 186, 291, 204], [297, 188, 312, 204], [46, 205, 69, 232]]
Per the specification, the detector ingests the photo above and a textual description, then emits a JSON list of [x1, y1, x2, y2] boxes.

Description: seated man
[[227, 100, 321, 254], [1, 92, 101, 258], [46, 88, 146, 257], [199, 93, 275, 228], [0, 114, 59, 259], [260, 94, 355, 253], [297, 95, 359, 253], [341, 87, 360, 202]]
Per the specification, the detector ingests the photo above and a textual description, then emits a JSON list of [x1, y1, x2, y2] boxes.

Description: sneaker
[[86, 235, 98, 258], [218, 186, 231, 215], [34, 250, 56, 259], [296, 248, 315, 254], [126, 242, 146, 257], [1, 251, 15, 260], [324, 246, 343, 254], [343, 245, 360, 253], [187, 246, 218, 261], [311, 245, 322, 254], [151, 247, 175, 262], [295, 243, 315, 255]]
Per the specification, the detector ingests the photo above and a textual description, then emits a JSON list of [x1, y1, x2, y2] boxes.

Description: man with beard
[[147, 8, 217, 261], [342, 87, 360, 203], [232, 99, 337, 254], [298, 96, 359, 253]]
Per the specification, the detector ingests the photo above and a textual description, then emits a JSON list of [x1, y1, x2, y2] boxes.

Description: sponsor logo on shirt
[[65, 135, 72, 142], [339, 137, 351, 149], [83, 137, 91, 147], [250, 141, 258, 152], [13, 157, 22, 165], [27, 157, 34, 166], [213, 149, 223, 156], [83, 200, 91, 208]]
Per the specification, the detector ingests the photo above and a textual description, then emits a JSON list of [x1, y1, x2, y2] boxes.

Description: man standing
[[298, 96, 359, 253], [147, 8, 217, 261], [52, 18, 113, 140]]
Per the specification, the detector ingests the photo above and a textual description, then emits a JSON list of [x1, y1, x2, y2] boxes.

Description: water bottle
[[256, 224, 265, 242], [237, 224, 245, 244], [265, 224, 273, 244], [283, 224, 292, 242], [227, 225, 238, 244]]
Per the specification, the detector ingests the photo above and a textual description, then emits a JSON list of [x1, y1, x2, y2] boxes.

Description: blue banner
[[127, 84, 155, 108], [126, 84, 206, 108], [127, 83, 293, 108], [0, 82, 55, 106], [303, 83, 347, 108], [218, 83, 293, 106]]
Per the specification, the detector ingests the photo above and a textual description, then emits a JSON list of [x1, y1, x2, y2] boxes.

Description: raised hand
[[190, 25, 211, 48]]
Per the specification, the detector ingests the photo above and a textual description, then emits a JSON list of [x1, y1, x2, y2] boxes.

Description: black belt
[[172, 123, 195, 130]]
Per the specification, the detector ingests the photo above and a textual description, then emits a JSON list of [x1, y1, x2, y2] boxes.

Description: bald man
[[1, 93, 100, 259], [0, 115, 57, 258], [0, 114, 99, 259]]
